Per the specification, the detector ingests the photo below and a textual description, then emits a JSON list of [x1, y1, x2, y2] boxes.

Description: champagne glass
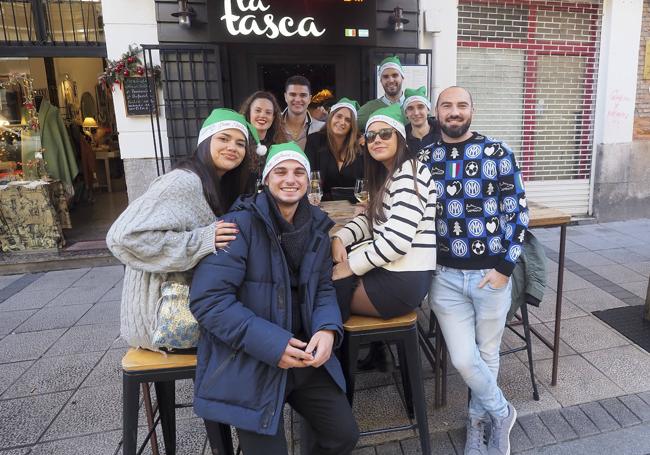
[[354, 178, 369, 204], [308, 179, 323, 206]]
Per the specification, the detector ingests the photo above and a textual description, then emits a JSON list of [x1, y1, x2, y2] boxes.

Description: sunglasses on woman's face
[[365, 128, 394, 144]]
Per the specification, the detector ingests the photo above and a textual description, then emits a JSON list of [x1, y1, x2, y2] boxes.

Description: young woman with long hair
[[106, 108, 261, 350], [331, 103, 437, 368], [305, 98, 364, 200]]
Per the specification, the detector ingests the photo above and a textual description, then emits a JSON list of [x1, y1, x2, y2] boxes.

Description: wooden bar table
[[321, 200, 572, 387]]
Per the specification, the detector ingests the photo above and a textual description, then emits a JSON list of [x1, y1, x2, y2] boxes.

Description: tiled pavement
[[0, 219, 649, 454]]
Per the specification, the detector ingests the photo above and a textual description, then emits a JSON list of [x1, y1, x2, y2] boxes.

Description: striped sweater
[[336, 160, 437, 275]]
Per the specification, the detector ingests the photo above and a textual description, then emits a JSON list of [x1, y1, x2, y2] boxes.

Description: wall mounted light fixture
[[389, 6, 410, 32], [172, 0, 196, 28]]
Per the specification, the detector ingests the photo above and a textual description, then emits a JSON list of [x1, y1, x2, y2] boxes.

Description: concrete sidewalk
[[0, 218, 649, 454]]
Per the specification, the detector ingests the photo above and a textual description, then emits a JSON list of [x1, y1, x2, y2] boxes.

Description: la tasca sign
[[221, 0, 326, 39], [210, 0, 377, 46]]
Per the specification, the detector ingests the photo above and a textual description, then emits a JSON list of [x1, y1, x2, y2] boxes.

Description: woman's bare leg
[[349, 279, 381, 317]]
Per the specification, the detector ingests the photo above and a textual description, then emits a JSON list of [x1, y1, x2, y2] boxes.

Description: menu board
[[123, 77, 156, 116]]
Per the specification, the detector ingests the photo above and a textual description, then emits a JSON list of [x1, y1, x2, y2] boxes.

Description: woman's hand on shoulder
[[214, 220, 239, 250], [331, 237, 348, 263], [332, 260, 354, 281]]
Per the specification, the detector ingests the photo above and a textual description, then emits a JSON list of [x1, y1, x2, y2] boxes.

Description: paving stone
[[638, 391, 650, 406], [71, 266, 123, 290], [0, 391, 71, 446], [622, 261, 650, 278], [503, 322, 575, 363], [15, 304, 92, 333], [75, 300, 120, 326], [447, 427, 464, 454], [0, 310, 36, 336], [566, 251, 616, 267], [619, 394, 650, 422], [98, 284, 122, 302], [30, 430, 121, 454], [582, 345, 650, 393], [0, 448, 31, 454], [2, 351, 102, 399], [563, 287, 627, 313], [351, 447, 376, 455], [579, 402, 620, 432], [517, 414, 556, 448], [0, 274, 24, 290], [588, 265, 646, 285], [599, 397, 641, 428], [46, 286, 111, 307], [42, 384, 122, 440], [81, 348, 126, 388], [0, 329, 65, 362], [25, 268, 90, 291], [376, 441, 402, 454], [545, 271, 594, 292], [550, 316, 628, 354], [509, 421, 534, 453], [528, 295, 585, 323], [44, 324, 119, 356], [0, 360, 33, 395], [0, 288, 63, 311], [598, 248, 650, 265], [559, 406, 599, 438], [618, 281, 649, 299], [537, 409, 578, 442], [139, 418, 207, 455]]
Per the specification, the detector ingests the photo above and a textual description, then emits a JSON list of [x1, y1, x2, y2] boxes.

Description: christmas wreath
[[99, 45, 161, 89]]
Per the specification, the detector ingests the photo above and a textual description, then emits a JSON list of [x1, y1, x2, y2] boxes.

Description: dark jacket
[[508, 231, 548, 321], [189, 191, 345, 435], [305, 130, 364, 201], [405, 117, 441, 158]]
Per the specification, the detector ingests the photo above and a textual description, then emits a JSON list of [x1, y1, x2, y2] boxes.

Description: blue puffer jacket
[[189, 191, 345, 435]]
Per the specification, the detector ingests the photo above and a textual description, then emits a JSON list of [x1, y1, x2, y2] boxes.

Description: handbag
[[151, 281, 200, 350]]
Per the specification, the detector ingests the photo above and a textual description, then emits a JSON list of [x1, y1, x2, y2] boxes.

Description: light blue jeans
[[429, 266, 511, 420]]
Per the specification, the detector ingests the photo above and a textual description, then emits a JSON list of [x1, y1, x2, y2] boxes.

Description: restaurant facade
[[103, 0, 646, 220]]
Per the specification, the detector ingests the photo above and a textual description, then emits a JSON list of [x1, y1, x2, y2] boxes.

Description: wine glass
[[354, 179, 368, 204], [308, 179, 323, 206]]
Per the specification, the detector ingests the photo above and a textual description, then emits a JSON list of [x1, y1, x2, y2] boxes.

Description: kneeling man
[[190, 142, 359, 455]]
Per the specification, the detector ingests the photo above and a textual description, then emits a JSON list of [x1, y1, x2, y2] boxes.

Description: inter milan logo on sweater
[[465, 144, 482, 159], [451, 239, 468, 257], [483, 160, 497, 179], [509, 245, 522, 261], [519, 211, 529, 225], [499, 157, 513, 175], [464, 180, 481, 198], [437, 219, 448, 236], [432, 147, 446, 162], [435, 181, 444, 198], [448, 162, 461, 179], [447, 200, 463, 217], [484, 198, 498, 215], [467, 219, 484, 237], [489, 237, 502, 254], [502, 196, 517, 213]]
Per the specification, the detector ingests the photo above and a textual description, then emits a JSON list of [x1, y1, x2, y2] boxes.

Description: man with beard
[[357, 56, 405, 131], [282, 75, 325, 150], [418, 86, 528, 455], [403, 86, 441, 159]]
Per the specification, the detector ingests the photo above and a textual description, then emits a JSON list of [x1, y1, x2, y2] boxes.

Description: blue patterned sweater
[[417, 132, 529, 276]]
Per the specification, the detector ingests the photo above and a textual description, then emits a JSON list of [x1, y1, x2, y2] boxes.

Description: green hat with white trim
[[329, 97, 361, 120], [262, 141, 311, 183], [366, 103, 407, 139], [378, 56, 404, 78], [197, 108, 267, 156], [403, 86, 431, 110]]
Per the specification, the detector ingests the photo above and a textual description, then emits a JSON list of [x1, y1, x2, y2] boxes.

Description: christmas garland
[[0, 74, 38, 131], [99, 45, 161, 89]]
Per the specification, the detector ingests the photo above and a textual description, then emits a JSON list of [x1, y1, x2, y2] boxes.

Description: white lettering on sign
[[221, 0, 326, 39]]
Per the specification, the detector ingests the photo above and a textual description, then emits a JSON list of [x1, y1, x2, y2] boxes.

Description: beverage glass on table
[[308, 178, 323, 206], [354, 178, 368, 204]]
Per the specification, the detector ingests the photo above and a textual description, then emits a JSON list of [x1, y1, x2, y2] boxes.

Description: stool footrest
[[359, 423, 417, 437]]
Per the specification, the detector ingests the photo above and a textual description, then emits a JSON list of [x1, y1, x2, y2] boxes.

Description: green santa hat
[[366, 103, 407, 139], [378, 56, 405, 78], [403, 86, 431, 110], [329, 97, 361, 120], [197, 108, 267, 156], [262, 142, 311, 183]]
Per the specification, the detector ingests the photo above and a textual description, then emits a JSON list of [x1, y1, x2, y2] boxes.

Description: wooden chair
[[121, 348, 233, 455], [341, 312, 431, 455]]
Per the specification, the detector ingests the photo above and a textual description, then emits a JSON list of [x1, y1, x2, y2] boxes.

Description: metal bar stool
[[121, 348, 234, 455], [341, 312, 431, 455], [417, 308, 448, 409]]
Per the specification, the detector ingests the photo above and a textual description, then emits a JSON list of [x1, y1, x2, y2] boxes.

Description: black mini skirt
[[363, 268, 434, 319]]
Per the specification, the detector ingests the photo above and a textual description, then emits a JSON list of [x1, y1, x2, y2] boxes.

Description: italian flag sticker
[[448, 162, 461, 178]]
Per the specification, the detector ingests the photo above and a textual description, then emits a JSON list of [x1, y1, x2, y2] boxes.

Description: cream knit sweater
[[106, 169, 217, 350]]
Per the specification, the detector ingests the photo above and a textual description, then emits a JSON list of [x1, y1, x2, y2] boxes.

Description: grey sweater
[[106, 169, 217, 350]]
